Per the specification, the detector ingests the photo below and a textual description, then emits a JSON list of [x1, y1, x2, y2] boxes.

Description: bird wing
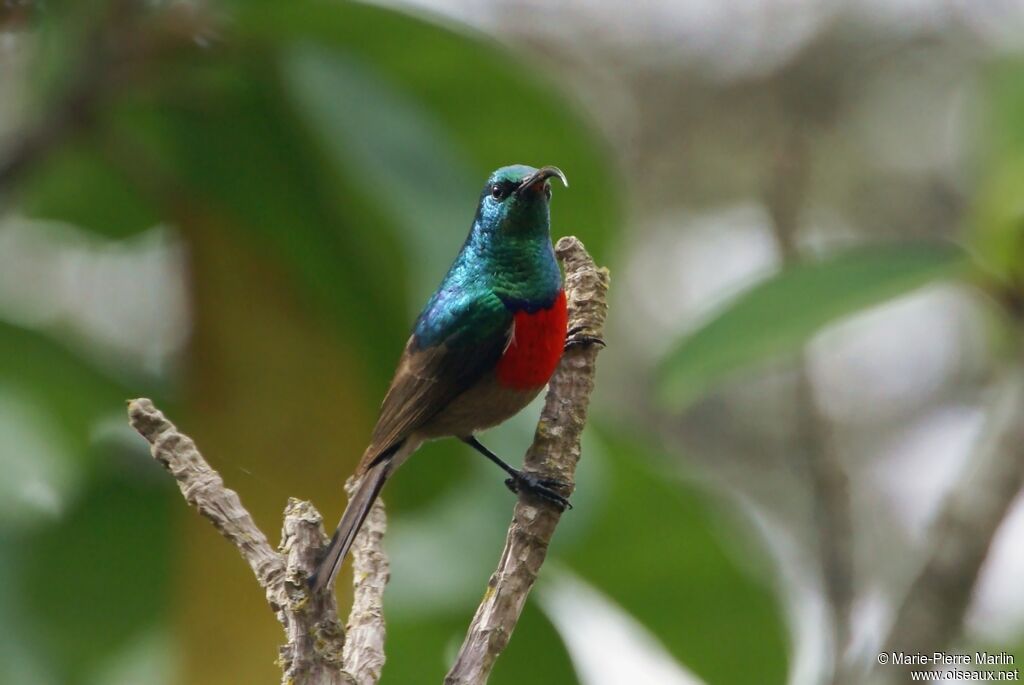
[[356, 291, 512, 473]]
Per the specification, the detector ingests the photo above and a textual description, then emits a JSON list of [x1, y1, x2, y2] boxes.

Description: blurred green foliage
[[16, 0, 1020, 683], [558, 431, 788, 684], [19, 145, 161, 238], [2, 1, 790, 683], [971, 63, 1024, 285], [0, 320, 138, 464], [659, 243, 968, 409], [21, 472, 173, 682]]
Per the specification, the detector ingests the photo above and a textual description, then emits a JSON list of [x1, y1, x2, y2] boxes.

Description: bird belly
[[418, 375, 543, 439]]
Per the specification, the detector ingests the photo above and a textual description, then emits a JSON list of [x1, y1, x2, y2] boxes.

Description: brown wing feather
[[356, 320, 512, 474]]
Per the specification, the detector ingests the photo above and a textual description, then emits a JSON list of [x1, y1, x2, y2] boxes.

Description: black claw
[[463, 436, 574, 511], [565, 326, 606, 350], [506, 470, 573, 511]]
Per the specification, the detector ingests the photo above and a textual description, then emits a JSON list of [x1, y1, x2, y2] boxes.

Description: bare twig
[[879, 362, 1024, 681], [127, 399, 288, 604], [127, 236, 606, 684], [279, 499, 348, 685], [444, 236, 610, 685], [127, 398, 388, 685], [765, 123, 855, 667], [342, 477, 389, 685]]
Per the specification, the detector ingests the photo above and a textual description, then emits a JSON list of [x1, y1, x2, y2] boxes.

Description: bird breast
[[495, 290, 568, 391]]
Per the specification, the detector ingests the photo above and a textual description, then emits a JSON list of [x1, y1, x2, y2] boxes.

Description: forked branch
[[127, 235, 607, 685], [128, 399, 386, 685]]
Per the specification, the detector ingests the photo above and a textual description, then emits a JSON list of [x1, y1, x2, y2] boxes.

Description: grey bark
[[128, 399, 384, 685], [444, 236, 610, 685], [128, 235, 608, 685]]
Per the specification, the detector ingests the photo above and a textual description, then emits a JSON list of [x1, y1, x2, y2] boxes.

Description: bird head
[[474, 164, 568, 237]]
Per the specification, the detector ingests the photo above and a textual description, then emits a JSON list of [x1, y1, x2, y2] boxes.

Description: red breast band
[[496, 290, 568, 391]]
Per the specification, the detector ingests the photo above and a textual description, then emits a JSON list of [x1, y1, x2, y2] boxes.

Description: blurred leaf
[[235, 0, 619, 264], [984, 61, 1024, 158], [489, 601, 579, 685], [0, 320, 137, 456], [17, 142, 160, 237], [14, 0, 620, 383], [970, 62, 1024, 282], [540, 570, 705, 685], [382, 601, 577, 685], [9, 1, 623, 682], [19, 471, 173, 684], [0, 390, 80, 529], [970, 157, 1024, 282], [23, 0, 113, 107], [561, 429, 789, 685], [0, 319, 164, 534], [116, 58, 412, 380], [659, 243, 967, 409], [279, 43, 474, 293]]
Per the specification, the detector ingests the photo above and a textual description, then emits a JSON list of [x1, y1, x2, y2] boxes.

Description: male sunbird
[[310, 164, 582, 593]]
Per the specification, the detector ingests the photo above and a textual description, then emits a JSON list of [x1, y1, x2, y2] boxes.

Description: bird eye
[[490, 184, 505, 200], [544, 184, 552, 201]]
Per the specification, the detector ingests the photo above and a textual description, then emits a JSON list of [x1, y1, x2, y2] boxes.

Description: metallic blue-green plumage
[[414, 165, 562, 348], [309, 163, 568, 594]]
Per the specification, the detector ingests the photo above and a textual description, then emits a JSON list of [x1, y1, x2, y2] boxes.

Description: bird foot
[[565, 325, 605, 350], [504, 470, 573, 511]]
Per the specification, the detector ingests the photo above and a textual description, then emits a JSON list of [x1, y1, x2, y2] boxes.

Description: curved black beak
[[515, 165, 569, 196]]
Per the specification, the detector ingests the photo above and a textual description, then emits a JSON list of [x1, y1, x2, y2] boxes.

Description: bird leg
[[565, 324, 605, 350], [460, 436, 573, 510]]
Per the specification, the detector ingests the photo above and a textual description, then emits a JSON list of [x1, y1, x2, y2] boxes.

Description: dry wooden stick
[[128, 235, 606, 685], [341, 476, 389, 685], [445, 236, 610, 685], [127, 398, 387, 685]]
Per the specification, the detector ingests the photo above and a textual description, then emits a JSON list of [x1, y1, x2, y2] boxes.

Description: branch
[[342, 477, 389, 685], [127, 398, 388, 685], [279, 499, 348, 685], [445, 236, 610, 685], [765, 123, 854, 666], [879, 362, 1024, 679], [128, 235, 607, 684]]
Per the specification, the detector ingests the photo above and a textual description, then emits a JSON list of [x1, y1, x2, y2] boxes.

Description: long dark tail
[[309, 459, 391, 594]]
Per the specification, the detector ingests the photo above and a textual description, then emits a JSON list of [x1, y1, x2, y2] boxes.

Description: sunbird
[[310, 164, 579, 593]]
